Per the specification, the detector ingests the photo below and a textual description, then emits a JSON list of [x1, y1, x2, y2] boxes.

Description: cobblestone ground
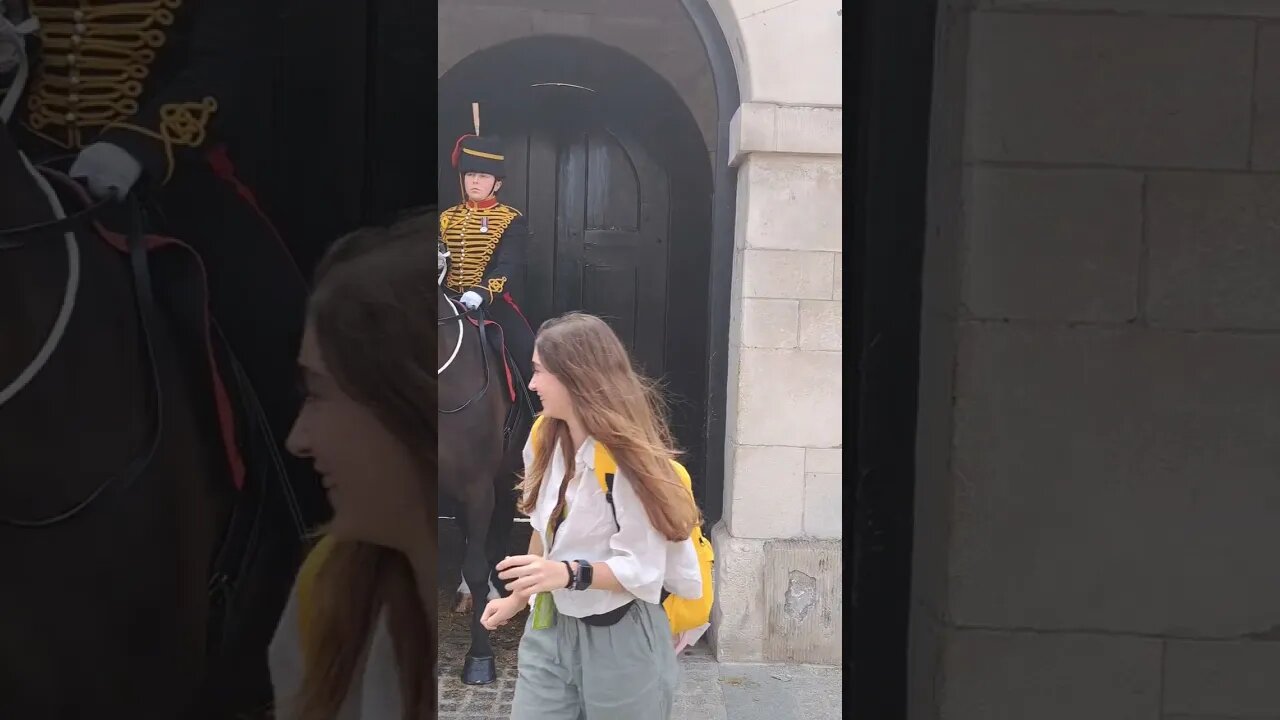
[[437, 519, 527, 718], [437, 641, 844, 719], [437, 520, 843, 719]]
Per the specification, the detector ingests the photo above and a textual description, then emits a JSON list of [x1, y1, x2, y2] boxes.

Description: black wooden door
[[261, 0, 434, 277], [443, 116, 672, 379]]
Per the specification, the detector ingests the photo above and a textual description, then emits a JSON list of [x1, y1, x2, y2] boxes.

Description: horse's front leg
[[460, 484, 498, 685], [452, 511, 499, 614]]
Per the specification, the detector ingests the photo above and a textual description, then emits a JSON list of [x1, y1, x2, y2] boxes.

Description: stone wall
[[913, 1, 1280, 717], [708, 0, 845, 664]]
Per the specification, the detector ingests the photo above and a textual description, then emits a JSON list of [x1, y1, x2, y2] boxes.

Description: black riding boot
[[485, 293, 538, 412]]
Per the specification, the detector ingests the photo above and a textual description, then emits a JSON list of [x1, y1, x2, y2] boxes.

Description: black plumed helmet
[[451, 134, 506, 178]]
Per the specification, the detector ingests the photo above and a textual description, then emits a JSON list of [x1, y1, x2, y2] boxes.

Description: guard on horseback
[[440, 129, 537, 404]]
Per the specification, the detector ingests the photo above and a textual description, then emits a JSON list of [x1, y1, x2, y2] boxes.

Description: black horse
[[0, 122, 307, 719], [437, 240, 531, 685]]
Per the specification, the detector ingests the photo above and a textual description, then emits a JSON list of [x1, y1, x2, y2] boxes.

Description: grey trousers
[[510, 600, 678, 720]]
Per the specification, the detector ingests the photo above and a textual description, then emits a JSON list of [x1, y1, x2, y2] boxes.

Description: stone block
[[741, 299, 799, 349], [737, 157, 843, 252], [805, 448, 842, 474], [775, 106, 843, 156], [735, 0, 843, 106], [730, 104, 776, 167], [906, 609, 944, 720], [983, 0, 1280, 15], [741, 250, 836, 300], [735, 349, 843, 448], [730, 104, 843, 164], [940, 629, 1162, 720], [802, 473, 842, 538], [799, 300, 842, 351], [725, 445, 806, 539], [911, 311, 960, 623], [950, 323, 1280, 636], [530, 8, 591, 35], [962, 168, 1142, 321], [1147, 172, 1280, 330], [1256, 25, 1280, 170], [832, 255, 843, 301], [762, 538, 843, 663], [708, 522, 767, 662], [436, 4, 532, 74], [1164, 716, 1276, 720], [1164, 640, 1280, 717], [967, 13, 1254, 167]]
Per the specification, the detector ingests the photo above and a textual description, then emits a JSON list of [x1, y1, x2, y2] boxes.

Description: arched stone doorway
[[438, 35, 719, 512]]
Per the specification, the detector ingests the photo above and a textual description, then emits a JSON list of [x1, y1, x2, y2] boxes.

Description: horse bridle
[[0, 163, 164, 528], [437, 242, 494, 415]]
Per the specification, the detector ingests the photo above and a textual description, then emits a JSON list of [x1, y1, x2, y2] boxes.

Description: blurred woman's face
[[286, 322, 427, 550]]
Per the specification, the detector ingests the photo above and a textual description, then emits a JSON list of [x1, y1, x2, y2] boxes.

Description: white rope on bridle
[[0, 12, 78, 409], [438, 244, 464, 376], [0, 13, 39, 123], [0, 153, 81, 408]]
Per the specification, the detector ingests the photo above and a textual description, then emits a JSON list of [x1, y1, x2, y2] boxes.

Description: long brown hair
[[292, 208, 437, 720], [516, 312, 700, 541]]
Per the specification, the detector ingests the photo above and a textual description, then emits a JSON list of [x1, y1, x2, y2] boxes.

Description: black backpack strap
[[605, 470, 673, 604], [603, 472, 620, 531]]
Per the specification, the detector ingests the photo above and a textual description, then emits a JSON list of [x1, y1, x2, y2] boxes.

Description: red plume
[[451, 134, 477, 169]]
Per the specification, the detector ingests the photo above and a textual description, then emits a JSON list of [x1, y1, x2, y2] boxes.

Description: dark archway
[[675, 0, 739, 534], [439, 36, 721, 517]]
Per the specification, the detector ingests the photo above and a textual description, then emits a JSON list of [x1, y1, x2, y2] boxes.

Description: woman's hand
[[480, 595, 525, 631], [496, 554, 572, 596]]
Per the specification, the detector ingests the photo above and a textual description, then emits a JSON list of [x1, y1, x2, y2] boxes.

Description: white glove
[[460, 291, 484, 310], [69, 142, 142, 201]]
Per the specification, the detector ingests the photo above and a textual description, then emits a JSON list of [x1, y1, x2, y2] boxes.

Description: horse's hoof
[[461, 655, 497, 685], [453, 592, 473, 614]]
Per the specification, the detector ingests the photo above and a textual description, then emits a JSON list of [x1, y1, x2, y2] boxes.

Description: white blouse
[[524, 435, 703, 619], [268, 576, 403, 720]]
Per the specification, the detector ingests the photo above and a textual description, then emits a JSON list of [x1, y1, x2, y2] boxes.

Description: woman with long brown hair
[[267, 209, 437, 719], [480, 312, 703, 719]]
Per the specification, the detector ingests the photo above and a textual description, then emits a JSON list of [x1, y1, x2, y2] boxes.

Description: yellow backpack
[[295, 533, 338, 663], [530, 416, 715, 634]]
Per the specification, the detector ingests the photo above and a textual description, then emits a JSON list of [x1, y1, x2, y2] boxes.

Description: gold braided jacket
[[8, 0, 242, 184], [440, 200, 524, 299]]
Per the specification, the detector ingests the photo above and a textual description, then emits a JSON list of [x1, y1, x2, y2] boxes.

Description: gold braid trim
[[25, 0, 183, 149], [102, 96, 217, 182], [440, 203, 519, 292]]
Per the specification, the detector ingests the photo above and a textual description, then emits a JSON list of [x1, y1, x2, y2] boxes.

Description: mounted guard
[[440, 107, 536, 405]]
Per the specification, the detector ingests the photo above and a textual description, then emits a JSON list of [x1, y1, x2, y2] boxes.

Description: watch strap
[[573, 559, 593, 591]]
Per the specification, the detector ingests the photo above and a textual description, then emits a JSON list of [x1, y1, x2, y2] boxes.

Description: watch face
[[576, 561, 593, 590]]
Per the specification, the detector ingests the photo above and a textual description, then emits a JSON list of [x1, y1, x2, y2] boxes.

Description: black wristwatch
[[571, 559, 594, 591]]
